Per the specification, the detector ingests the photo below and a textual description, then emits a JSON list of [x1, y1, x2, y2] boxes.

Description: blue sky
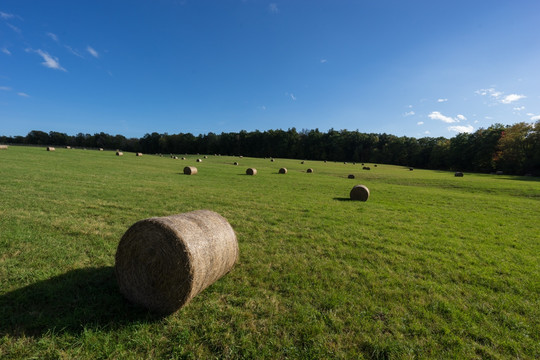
[[1, 1, 539, 138]]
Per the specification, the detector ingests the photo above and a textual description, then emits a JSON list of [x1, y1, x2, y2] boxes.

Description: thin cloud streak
[[86, 46, 99, 58], [28, 49, 67, 71], [448, 125, 474, 133]]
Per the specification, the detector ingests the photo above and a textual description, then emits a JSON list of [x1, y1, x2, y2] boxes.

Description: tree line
[[2, 121, 539, 175]]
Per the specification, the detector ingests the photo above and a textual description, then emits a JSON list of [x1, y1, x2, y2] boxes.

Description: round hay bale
[[455, 171, 464, 177], [307, 168, 313, 173], [324, 160, 327, 163], [350, 185, 370, 201], [362, 166, 370, 170], [65, 146, 71, 149], [348, 174, 355, 179], [409, 167, 414, 171], [301, 161, 304, 164], [279, 167, 287, 174], [136, 152, 143, 157], [115, 210, 239, 314], [204, 155, 208, 159], [374, 164, 378, 167], [47, 147, 55, 151], [99, 148, 104, 151], [116, 151, 123, 156], [181, 157, 186, 160], [196, 158, 202, 162], [173, 156, 178, 159], [233, 162, 238, 165], [184, 166, 197, 175], [270, 158, 275, 162], [0, 145, 8, 150], [246, 168, 257, 175]]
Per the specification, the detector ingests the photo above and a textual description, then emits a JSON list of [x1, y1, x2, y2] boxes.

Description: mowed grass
[[0, 146, 539, 359]]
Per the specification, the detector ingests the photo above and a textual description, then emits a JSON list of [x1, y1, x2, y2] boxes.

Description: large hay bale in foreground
[[246, 168, 257, 175], [47, 147, 55, 151], [116, 151, 123, 156], [0, 145, 8, 150], [279, 168, 287, 174], [455, 172, 464, 177], [350, 185, 370, 201], [184, 166, 198, 175], [307, 168, 313, 173], [115, 210, 239, 314]]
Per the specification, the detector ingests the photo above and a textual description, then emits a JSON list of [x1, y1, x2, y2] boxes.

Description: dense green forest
[[2, 121, 539, 175]]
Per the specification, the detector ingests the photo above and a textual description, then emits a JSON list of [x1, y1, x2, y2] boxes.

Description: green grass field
[[1, 146, 539, 359]]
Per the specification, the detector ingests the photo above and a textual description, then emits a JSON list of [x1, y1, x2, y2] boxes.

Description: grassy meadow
[[0, 146, 539, 359]]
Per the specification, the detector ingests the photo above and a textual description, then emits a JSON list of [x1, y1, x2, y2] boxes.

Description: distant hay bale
[[115, 209, 239, 314], [344, 162, 347, 164], [301, 161, 304, 164], [181, 157, 186, 160], [0, 145, 8, 150], [279, 167, 287, 174], [116, 151, 123, 156], [496, 171, 503, 175], [136, 153, 143, 157], [47, 147, 55, 151], [184, 166, 198, 175], [270, 158, 274, 162], [348, 174, 355, 179], [409, 168, 414, 171], [324, 160, 327, 163], [204, 155, 208, 159], [65, 146, 71, 149], [173, 156, 178, 159], [350, 185, 370, 201], [374, 164, 378, 167], [196, 159, 202, 162], [239, 156, 243, 158], [233, 162, 238, 165], [362, 166, 371, 170], [307, 168, 313, 173], [99, 148, 104, 151], [246, 168, 257, 175], [454, 171, 464, 177]]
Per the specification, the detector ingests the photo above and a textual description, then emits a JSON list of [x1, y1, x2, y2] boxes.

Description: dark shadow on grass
[[333, 197, 353, 201], [0, 266, 162, 337]]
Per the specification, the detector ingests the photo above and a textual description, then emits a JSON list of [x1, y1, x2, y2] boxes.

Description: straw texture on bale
[[116, 151, 123, 156], [348, 174, 355, 179], [115, 210, 239, 314], [455, 172, 464, 177], [307, 168, 313, 173], [350, 185, 370, 201], [279, 167, 287, 174], [184, 166, 198, 175], [136, 153, 143, 157], [196, 159, 202, 162], [246, 168, 257, 175], [47, 147, 55, 151], [0, 145, 8, 150]]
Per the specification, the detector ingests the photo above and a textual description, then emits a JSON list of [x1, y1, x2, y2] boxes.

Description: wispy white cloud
[[448, 125, 474, 133], [456, 114, 467, 121], [500, 94, 525, 104], [65, 45, 83, 58], [86, 45, 99, 58], [437, 98, 447, 102], [417, 121, 424, 125], [476, 88, 502, 98], [0, 86, 11, 91], [1, 47, 11, 55], [428, 111, 457, 123], [268, 3, 279, 14], [290, 93, 296, 101], [260, 105, 267, 111], [485, 116, 493, 120], [408, 105, 413, 108], [46, 32, 59, 42], [513, 106, 525, 111], [531, 115, 540, 121], [6, 23, 21, 33], [424, 130, 430, 135], [17, 92, 30, 97], [320, 59, 327, 63], [28, 49, 67, 71], [0, 11, 14, 19], [404, 111, 415, 116]]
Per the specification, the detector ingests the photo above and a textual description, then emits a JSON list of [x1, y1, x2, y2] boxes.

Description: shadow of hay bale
[[0, 267, 159, 337]]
